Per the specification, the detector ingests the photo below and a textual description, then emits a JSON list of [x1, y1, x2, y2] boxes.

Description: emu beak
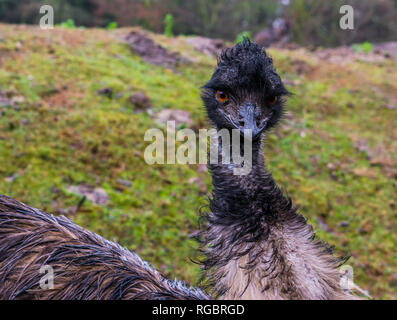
[[219, 103, 268, 140]]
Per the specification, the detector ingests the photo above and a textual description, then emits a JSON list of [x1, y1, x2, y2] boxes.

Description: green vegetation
[[235, 31, 252, 44], [0, 25, 395, 299], [164, 14, 174, 37], [58, 19, 76, 29], [352, 42, 374, 54], [106, 22, 118, 30]]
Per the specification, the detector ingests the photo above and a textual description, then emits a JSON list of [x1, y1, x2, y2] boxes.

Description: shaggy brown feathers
[[0, 194, 209, 300]]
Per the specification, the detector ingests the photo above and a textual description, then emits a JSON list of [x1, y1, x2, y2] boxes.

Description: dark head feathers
[[205, 38, 288, 97]]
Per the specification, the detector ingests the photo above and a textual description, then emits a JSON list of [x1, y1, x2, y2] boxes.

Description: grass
[[0, 24, 396, 299]]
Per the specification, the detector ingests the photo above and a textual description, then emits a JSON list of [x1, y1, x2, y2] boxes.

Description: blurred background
[[0, 0, 396, 299], [1, 0, 397, 46]]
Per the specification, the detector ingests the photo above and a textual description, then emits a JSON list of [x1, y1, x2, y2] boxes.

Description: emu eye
[[216, 91, 229, 104], [268, 96, 278, 106]]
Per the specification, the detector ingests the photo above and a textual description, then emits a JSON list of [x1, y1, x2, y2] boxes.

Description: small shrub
[[235, 31, 252, 44], [164, 14, 174, 37], [59, 19, 76, 29], [106, 22, 118, 30], [352, 42, 374, 54]]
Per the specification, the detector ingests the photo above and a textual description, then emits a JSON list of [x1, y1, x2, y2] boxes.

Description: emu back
[[0, 194, 209, 300]]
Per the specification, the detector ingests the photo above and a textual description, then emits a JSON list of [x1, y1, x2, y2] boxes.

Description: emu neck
[[208, 134, 291, 224], [201, 132, 354, 300], [210, 135, 266, 185]]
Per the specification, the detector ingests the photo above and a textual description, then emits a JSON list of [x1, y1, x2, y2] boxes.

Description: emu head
[[201, 39, 288, 140]]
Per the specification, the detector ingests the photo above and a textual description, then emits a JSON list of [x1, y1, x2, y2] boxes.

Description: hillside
[[0, 24, 396, 299]]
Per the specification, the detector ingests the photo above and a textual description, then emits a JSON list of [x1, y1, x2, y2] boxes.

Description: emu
[[197, 39, 361, 300], [0, 39, 361, 300]]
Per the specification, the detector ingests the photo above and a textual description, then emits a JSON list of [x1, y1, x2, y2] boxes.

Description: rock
[[15, 41, 23, 51], [67, 185, 109, 205], [0, 91, 13, 108], [155, 109, 193, 127], [346, 103, 355, 109], [316, 217, 332, 233], [338, 221, 350, 228], [117, 179, 132, 187], [352, 167, 377, 178], [129, 92, 151, 111], [97, 87, 113, 98], [4, 173, 18, 183], [327, 163, 336, 170]]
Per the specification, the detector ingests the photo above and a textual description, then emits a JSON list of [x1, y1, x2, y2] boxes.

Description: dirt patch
[[290, 59, 312, 75], [42, 86, 83, 109], [374, 42, 397, 59], [67, 185, 109, 206], [125, 31, 186, 69], [313, 44, 397, 65], [155, 109, 193, 128], [352, 136, 397, 180], [185, 36, 226, 58]]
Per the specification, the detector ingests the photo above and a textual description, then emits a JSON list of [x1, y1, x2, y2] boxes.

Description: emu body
[[0, 195, 209, 300]]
